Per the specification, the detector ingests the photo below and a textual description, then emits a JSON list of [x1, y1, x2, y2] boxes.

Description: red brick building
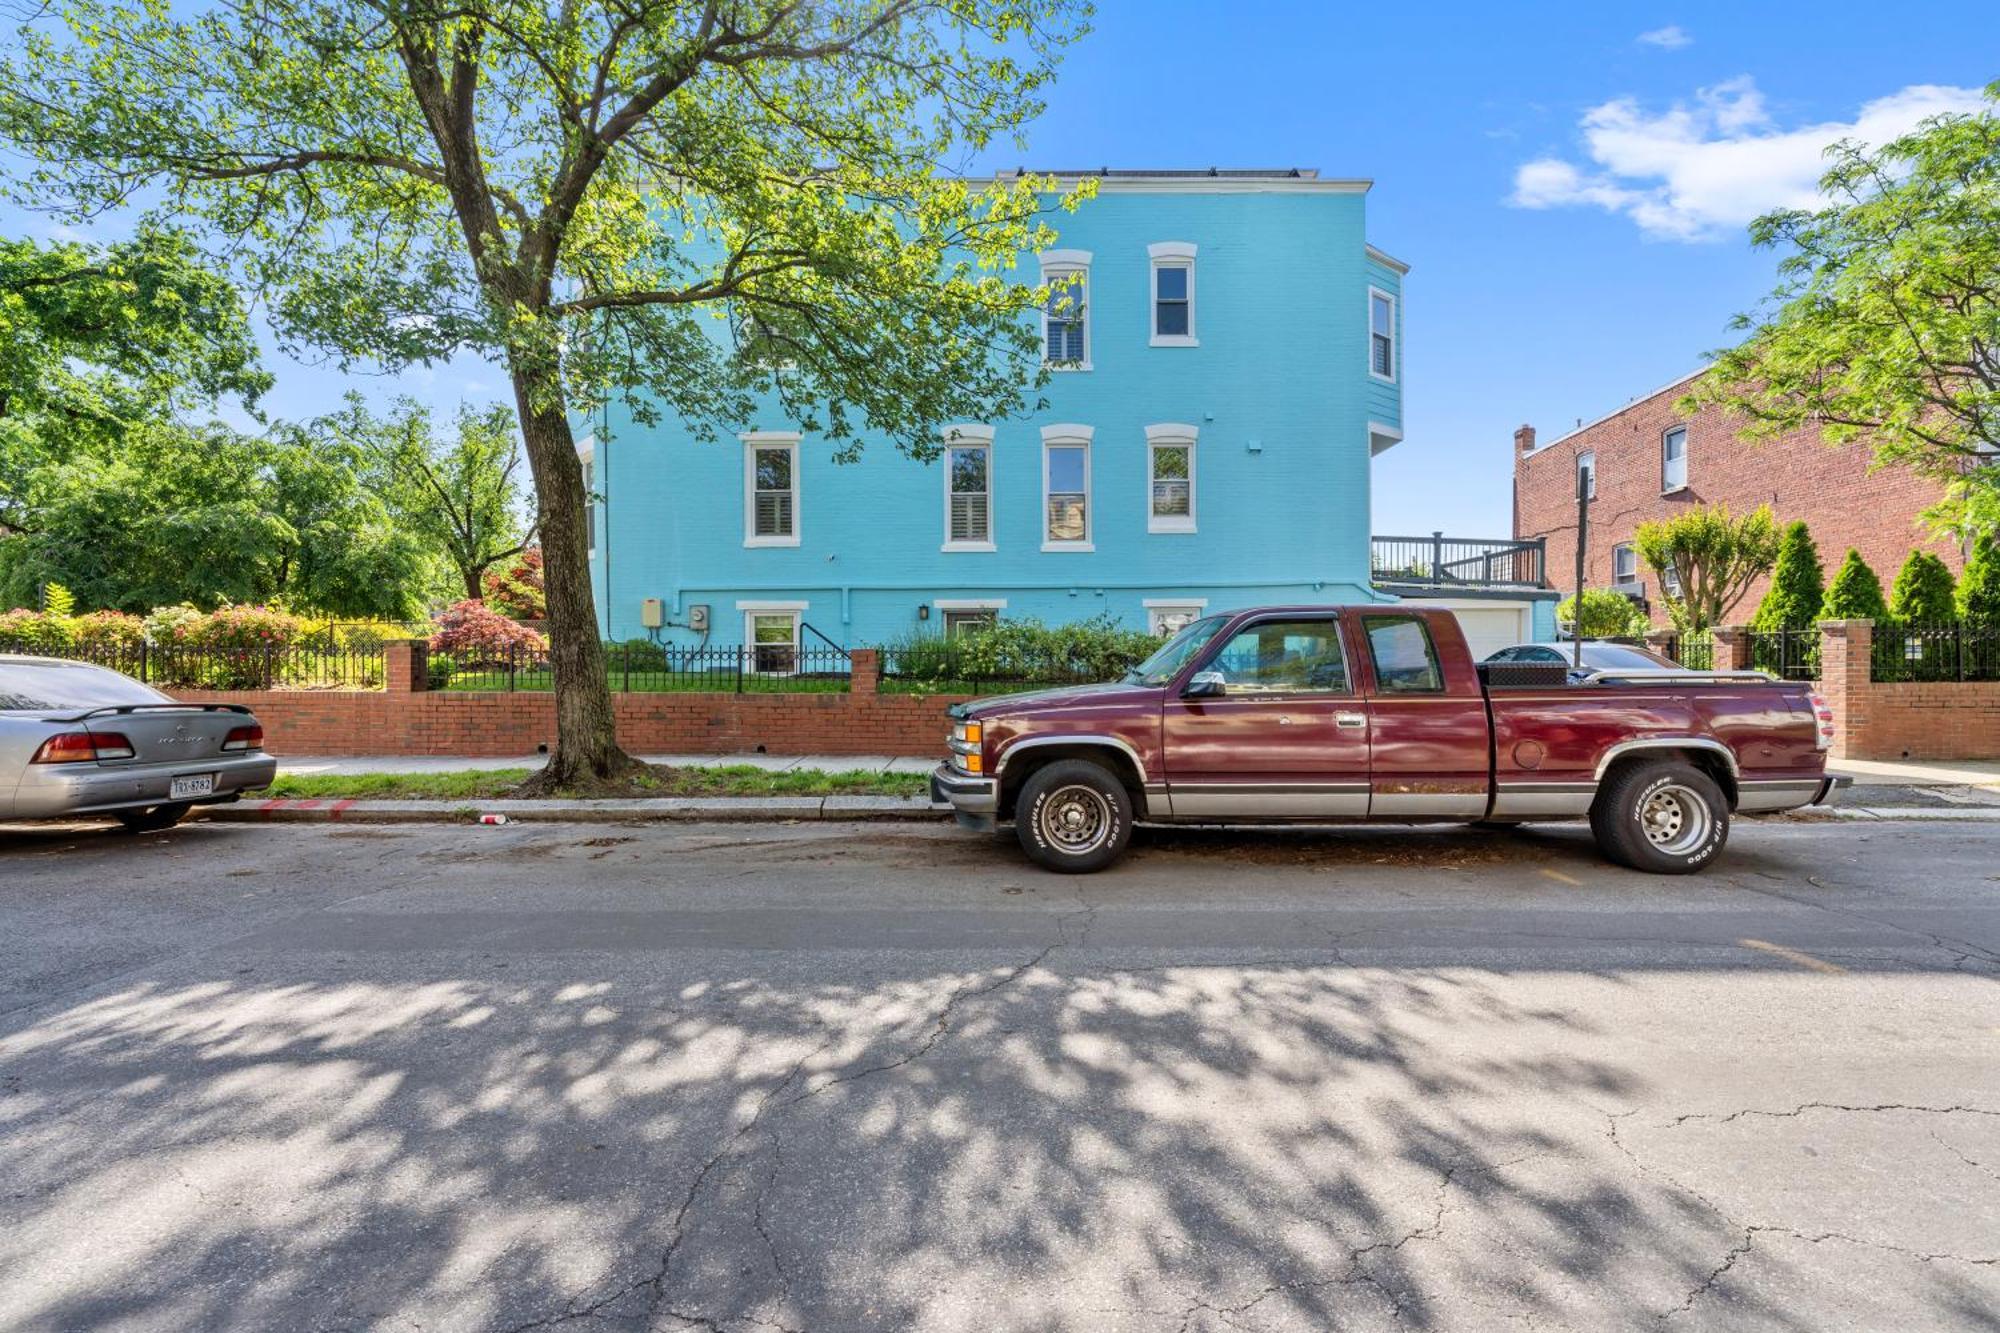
[[1512, 369, 1964, 627]]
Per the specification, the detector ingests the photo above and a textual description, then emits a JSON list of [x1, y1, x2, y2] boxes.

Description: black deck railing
[[1372, 533, 1548, 590]]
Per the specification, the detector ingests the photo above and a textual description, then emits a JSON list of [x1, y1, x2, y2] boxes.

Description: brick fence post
[[1643, 629, 1679, 658], [1712, 625, 1752, 671], [385, 639, 429, 694], [850, 647, 880, 696], [1816, 618, 1872, 760]]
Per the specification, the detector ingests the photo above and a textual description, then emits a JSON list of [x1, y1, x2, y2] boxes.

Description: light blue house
[[583, 168, 1464, 660]]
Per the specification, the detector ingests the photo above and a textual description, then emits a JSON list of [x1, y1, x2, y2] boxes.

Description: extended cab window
[[1363, 616, 1444, 693], [1207, 620, 1349, 694]]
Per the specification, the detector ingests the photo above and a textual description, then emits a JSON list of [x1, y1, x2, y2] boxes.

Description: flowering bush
[[0, 608, 78, 652], [186, 605, 310, 654], [142, 603, 207, 645], [429, 599, 547, 661], [482, 548, 545, 620], [71, 610, 146, 653]]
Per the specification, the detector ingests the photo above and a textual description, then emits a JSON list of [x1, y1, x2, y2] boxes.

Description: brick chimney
[[1514, 423, 1537, 456]]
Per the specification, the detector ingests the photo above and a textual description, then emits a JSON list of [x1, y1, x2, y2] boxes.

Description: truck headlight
[[952, 721, 982, 746]]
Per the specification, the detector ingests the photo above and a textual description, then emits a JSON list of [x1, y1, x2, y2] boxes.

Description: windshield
[[0, 660, 170, 710], [1127, 615, 1228, 687]]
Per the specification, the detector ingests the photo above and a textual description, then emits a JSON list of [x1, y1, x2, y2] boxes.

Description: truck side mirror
[[1183, 671, 1226, 699]]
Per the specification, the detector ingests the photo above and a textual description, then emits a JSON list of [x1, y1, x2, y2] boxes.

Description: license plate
[[169, 774, 216, 800]]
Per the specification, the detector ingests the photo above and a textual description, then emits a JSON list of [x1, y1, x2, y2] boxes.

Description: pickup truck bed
[[931, 604, 1845, 875]]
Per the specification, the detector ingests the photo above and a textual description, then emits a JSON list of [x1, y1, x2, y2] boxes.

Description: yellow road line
[[1738, 937, 1846, 975]]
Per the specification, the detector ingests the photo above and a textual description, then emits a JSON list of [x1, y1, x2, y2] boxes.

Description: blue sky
[[7, 1, 1991, 539]]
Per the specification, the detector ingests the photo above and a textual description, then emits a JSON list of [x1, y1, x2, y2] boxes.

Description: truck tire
[[1590, 761, 1728, 874], [1015, 759, 1133, 874]]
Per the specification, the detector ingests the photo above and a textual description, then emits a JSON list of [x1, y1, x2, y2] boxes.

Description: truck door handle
[[1335, 712, 1367, 730]]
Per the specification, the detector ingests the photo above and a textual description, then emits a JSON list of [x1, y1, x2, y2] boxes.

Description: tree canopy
[[1557, 588, 1647, 639], [0, 0, 1096, 785], [1632, 504, 1780, 634], [1686, 84, 2000, 530]]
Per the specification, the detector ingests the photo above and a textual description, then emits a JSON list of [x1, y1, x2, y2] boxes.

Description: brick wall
[[169, 647, 967, 758], [1513, 374, 1962, 627], [1814, 619, 2000, 762]]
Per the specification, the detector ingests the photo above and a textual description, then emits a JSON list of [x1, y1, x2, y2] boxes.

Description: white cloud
[[1636, 25, 1692, 50], [1509, 78, 1988, 241]]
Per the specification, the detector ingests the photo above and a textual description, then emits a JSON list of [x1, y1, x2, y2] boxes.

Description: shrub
[[188, 605, 310, 654], [887, 615, 1159, 684], [609, 637, 670, 672], [41, 583, 75, 618], [1556, 588, 1647, 639], [142, 603, 207, 645], [1751, 521, 1824, 632], [70, 610, 145, 654], [0, 607, 78, 652], [1958, 531, 2000, 621], [429, 599, 547, 661], [1888, 550, 1957, 623], [1821, 549, 1890, 621], [482, 548, 545, 620]]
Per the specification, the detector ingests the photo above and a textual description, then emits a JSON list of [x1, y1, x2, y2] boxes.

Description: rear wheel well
[[1597, 747, 1738, 810], [999, 745, 1147, 820]]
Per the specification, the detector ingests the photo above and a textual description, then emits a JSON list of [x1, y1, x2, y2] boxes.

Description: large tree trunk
[[463, 563, 485, 602], [504, 356, 633, 789]]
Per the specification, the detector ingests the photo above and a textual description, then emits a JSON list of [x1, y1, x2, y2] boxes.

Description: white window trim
[[738, 603, 806, 677], [1040, 423, 1094, 552], [940, 423, 997, 552], [1143, 598, 1208, 636], [1661, 424, 1689, 494], [934, 598, 1008, 611], [1576, 449, 1596, 500], [1037, 249, 1092, 371], [1144, 422, 1198, 533], [1148, 241, 1198, 348], [1613, 543, 1639, 584], [741, 431, 801, 548], [1367, 285, 1398, 384]]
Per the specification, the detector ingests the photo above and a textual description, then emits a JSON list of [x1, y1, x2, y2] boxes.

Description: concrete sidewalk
[[1832, 756, 2000, 788], [279, 752, 938, 776]]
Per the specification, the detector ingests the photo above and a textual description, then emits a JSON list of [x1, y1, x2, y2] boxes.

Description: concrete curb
[[195, 794, 949, 825], [1784, 805, 2000, 822]]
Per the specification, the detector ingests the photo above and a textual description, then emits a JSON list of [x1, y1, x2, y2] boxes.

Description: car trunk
[[84, 708, 240, 767]]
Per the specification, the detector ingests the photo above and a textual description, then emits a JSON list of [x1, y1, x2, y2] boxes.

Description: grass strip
[[265, 764, 930, 802]]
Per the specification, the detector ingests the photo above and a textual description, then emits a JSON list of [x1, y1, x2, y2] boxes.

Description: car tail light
[[31, 731, 135, 763], [1807, 691, 1835, 750], [221, 724, 265, 752]]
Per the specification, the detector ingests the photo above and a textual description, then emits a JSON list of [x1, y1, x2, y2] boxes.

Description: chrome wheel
[[1038, 784, 1113, 856], [1638, 784, 1711, 856]]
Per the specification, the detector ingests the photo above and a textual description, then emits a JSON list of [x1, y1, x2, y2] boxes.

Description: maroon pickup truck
[[931, 605, 1846, 875]]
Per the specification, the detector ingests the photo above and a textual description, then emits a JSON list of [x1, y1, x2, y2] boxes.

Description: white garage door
[[1439, 604, 1531, 660]]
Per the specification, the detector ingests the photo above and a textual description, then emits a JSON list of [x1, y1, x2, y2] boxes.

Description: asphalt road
[[0, 815, 1995, 1332]]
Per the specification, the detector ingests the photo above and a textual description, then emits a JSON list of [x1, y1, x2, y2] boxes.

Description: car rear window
[[0, 661, 170, 710], [1363, 617, 1445, 693]]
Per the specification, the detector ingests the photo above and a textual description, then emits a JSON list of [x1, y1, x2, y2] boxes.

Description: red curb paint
[[329, 799, 356, 820]]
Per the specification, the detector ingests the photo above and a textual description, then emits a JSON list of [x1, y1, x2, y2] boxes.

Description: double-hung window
[[739, 602, 805, 674], [1037, 249, 1091, 369], [742, 432, 801, 547], [1369, 288, 1397, 381], [1662, 424, 1688, 492], [579, 445, 597, 554], [1148, 242, 1197, 346], [942, 424, 994, 550], [935, 599, 1004, 638], [1613, 543, 1639, 585], [1145, 423, 1197, 533], [1041, 425, 1093, 550]]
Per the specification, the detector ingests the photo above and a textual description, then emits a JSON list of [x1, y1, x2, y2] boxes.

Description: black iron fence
[[1657, 632, 1715, 671], [0, 640, 387, 690], [878, 643, 1104, 695], [1371, 533, 1548, 589], [1870, 621, 2000, 683], [428, 642, 853, 693], [1748, 629, 1821, 681]]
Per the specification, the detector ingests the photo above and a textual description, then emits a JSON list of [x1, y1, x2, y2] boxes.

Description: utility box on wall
[[687, 603, 710, 633], [639, 597, 664, 630]]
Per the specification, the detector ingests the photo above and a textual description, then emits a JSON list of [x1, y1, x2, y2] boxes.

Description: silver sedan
[[1, 655, 277, 830]]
